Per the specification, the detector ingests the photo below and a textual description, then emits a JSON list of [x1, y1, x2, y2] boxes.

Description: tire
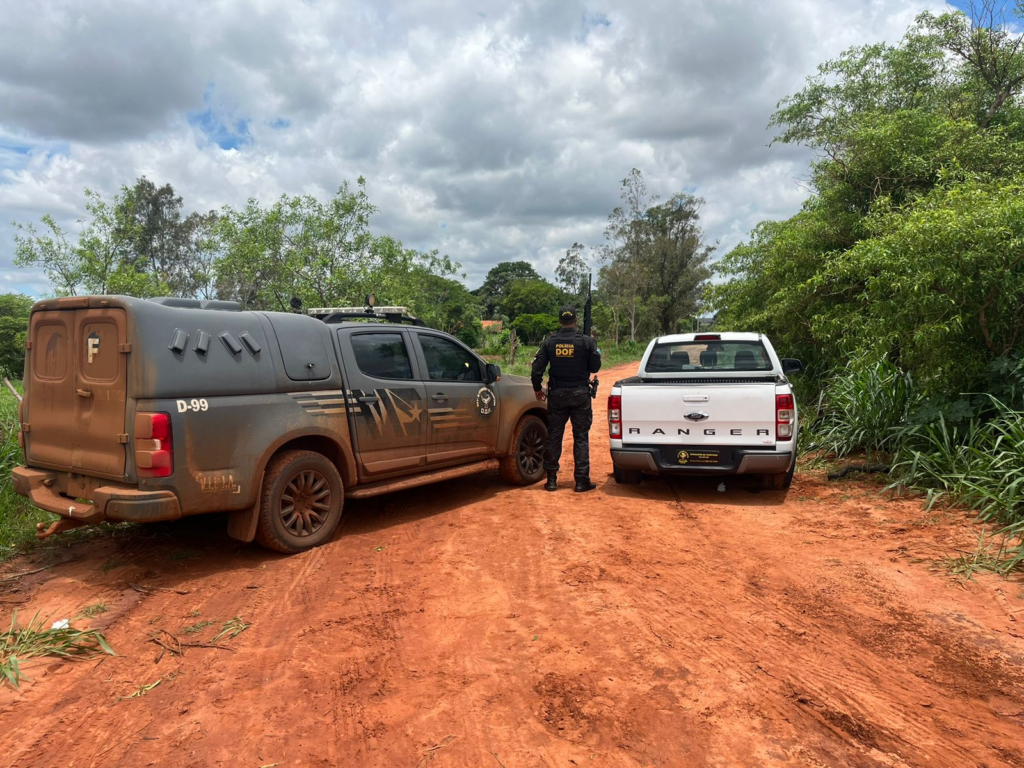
[[499, 415, 548, 485], [613, 465, 642, 485], [255, 450, 344, 554], [760, 444, 797, 491]]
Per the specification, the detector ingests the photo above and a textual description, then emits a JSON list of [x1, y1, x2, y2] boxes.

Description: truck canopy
[[22, 295, 342, 482]]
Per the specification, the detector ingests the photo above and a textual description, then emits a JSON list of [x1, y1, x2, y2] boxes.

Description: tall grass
[[809, 358, 920, 458], [1, 387, 53, 561], [810, 353, 1024, 565], [892, 399, 1024, 534]]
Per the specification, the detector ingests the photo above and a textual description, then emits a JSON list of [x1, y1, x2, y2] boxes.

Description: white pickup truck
[[607, 332, 802, 489]]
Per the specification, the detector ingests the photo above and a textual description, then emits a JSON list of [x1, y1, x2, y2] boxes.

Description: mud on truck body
[[13, 296, 547, 553]]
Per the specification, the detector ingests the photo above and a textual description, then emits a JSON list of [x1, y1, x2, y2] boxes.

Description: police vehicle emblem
[[476, 387, 496, 417]]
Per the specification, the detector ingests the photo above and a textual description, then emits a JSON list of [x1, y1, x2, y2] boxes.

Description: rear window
[[644, 340, 772, 373], [351, 333, 414, 380]]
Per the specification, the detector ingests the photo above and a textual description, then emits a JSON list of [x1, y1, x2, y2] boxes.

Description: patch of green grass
[[0, 387, 57, 563], [937, 535, 1024, 581], [76, 602, 108, 619], [182, 620, 213, 635], [0, 610, 115, 689], [211, 616, 250, 643], [493, 340, 646, 379]]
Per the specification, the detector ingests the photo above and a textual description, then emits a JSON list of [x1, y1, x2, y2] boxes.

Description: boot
[[574, 480, 597, 493], [545, 474, 558, 492]]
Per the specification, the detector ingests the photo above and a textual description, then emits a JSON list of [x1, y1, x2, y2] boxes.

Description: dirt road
[[2, 361, 1023, 767]]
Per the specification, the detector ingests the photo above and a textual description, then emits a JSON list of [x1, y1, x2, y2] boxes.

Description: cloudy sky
[[0, 0, 968, 297]]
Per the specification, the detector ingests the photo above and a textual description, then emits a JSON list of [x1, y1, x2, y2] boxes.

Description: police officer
[[531, 305, 602, 492]]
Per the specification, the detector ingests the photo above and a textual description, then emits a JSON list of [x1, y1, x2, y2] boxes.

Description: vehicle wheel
[[613, 465, 642, 485], [760, 471, 788, 490], [782, 446, 797, 489], [255, 450, 344, 554], [760, 445, 797, 491], [499, 415, 547, 485]]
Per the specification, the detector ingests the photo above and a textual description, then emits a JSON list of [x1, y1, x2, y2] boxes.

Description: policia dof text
[[530, 306, 602, 492]]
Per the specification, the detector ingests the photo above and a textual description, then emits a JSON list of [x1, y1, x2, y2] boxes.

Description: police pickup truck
[[13, 296, 547, 553], [607, 332, 802, 489]]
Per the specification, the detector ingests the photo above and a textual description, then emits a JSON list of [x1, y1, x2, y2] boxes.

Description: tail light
[[776, 394, 794, 441], [608, 394, 622, 438], [135, 412, 173, 478]]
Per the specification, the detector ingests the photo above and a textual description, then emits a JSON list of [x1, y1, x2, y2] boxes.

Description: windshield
[[644, 340, 772, 373]]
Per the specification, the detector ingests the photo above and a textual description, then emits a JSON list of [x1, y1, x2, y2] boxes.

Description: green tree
[[113, 177, 221, 298], [643, 195, 715, 334], [500, 278, 564, 321], [476, 261, 541, 318], [600, 169, 651, 341], [0, 294, 33, 379], [711, 2, 1024, 403], [401, 269, 483, 347], [813, 176, 1024, 393], [13, 179, 219, 299], [599, 169, 715, 339], [555, 242, 589, 304], [511, 313, 559, 343], [12, 215, 81, 296], [214, 180, 384, 311]]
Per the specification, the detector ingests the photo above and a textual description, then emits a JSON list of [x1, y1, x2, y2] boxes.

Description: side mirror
[[485, 362, 501, 383], [781, 358, 803, 374]]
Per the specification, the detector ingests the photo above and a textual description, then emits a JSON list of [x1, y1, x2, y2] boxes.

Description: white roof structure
[[307, 306, 415, 317]]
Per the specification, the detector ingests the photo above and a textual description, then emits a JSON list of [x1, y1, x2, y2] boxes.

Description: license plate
[[676, 449, 720, 466]]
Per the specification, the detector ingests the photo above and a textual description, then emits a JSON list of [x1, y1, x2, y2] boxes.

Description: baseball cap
[[559, 305, 577, 322]]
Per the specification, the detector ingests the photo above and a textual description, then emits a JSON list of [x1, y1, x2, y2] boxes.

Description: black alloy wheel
[[280, 468, 333, 538], [518, 421, 546, 478]]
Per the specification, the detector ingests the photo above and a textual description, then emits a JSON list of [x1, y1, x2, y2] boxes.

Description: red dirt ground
[[1, 361, 1023, 768]]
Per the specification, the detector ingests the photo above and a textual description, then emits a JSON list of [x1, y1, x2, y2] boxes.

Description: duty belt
[[549, 379, 589, 391]]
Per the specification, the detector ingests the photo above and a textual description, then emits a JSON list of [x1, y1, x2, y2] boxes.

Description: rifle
[[583, 274, 599, 399]]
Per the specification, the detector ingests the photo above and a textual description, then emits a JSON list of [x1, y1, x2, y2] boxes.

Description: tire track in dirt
[[2, 361, 1024, 767]]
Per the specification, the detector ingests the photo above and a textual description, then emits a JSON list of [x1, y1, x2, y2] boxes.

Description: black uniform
[[531, 326, 602, 483]]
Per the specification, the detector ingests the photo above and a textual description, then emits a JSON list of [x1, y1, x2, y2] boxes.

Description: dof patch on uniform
[[555, 342, 575, 358]]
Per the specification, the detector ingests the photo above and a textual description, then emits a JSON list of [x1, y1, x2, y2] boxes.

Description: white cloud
[[0, 0, 953, 297]]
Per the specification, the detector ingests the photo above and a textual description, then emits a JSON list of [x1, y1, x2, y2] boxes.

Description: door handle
[[358, 395, 380, 403], [431, 394, 448, 402], [76, 388, 92, 398]]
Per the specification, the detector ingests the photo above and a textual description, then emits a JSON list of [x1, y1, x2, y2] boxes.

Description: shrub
[[809, 357, 920, 458], [891, 398, 1024, 530]]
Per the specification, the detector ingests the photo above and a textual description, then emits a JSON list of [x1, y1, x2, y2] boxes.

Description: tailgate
[[24, 307, 129, 478], [621, 383, 777, 447]]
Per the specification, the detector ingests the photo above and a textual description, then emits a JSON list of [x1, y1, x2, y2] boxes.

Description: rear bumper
[[611, 446, 792, 476], [12, 466, 182, 524]]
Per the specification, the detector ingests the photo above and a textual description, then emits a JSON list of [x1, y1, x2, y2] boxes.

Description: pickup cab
[[13, 296, 548, 553], [607, 332, 802, 489]]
